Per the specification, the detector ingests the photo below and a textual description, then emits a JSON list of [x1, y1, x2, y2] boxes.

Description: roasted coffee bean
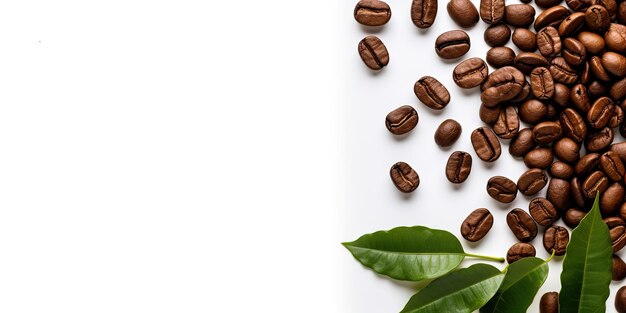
[[564, 207, 587, 227], [576, 153, 601, 176], [537, 27, 562, 58], [520, 99, 548, 125], [559, 12, 586, 37], [611, 142, 626, 163], [621, 203, 626, 220], [514, 52, 549, 75], [580, 60, 592, 84], [453, 57, 488, 88], [510, 80, 532, 103], [486, 47, 515, 68], [601, 182, 625, 214], [560, 108, 587, 143], [571, 177, 588, 208], [354, 0, 392, 26], [480, 103, 502, 124], [435, 30, 470, 59], [570, 84, 591, 113], [567, 0, 593, 11], [460, 208, 493, 241], [546, 104, 557, 121], [562, 38, 587, 66], [549, 57, 578, 85], [540, 292, 559, 313], [533, 121, 563, 145], [547, 178, 572, 212], [480, 0, 505, 24], [390, 162, 420, 193], [507, 208, 538, 242], [590, 55, 611, 82], [609, 221, 626, 252], [512, 29, 537, 52], [620, 1, 626, 23], [585, 4, 611, 32], [385, 105, 418, 135], [414, 76, 451, 110], [606, 216, 626, 228], [447, 0, 479, 27], [530, 67, 555, 100], [618, 286, 626, 313], [611, 77, 626, 100], [596, 0, 617, 23], [552, 83, 570, 107], [504, 4, 535, 28], [600, 151, 625, 181], [493, 106, 519, 139], [435, 119, 462, 147], [550, 161, 575, 179], [582, 170, 609, 198], [358, 36, 390, 70], [446, 151, 472, 183], [602, 51, 626, 77], [588, 80, 608, 97], [481, 66, 525, 106], [535, 6, 570, 31], [613, 255, 626, 281], [585, 127, 613, 152], [484, 23, 511, 47], [412, 0, 438, 28], [510, 128, 537, 157], [487, 176, 517, 203], [543, 225, 569, 255], [529, 197, 558, 226], [518, 169, 548, 196], [588, 97, 615, 129], [506, 242, 536, 263], [524, 148, 554, 169], [537, 0, 563, 8], [554, 137, 581, 164], [605, 23, 626, 53], [578, 31, 605, 54], [471, 127, 502, 162], [611, 105, 624, 128]]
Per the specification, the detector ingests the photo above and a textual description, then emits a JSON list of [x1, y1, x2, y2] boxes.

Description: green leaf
[[400, 263, 505, 313], [480, 257, 549, 313], [342, 226, 466, 281], [560, 193, 613, 313]]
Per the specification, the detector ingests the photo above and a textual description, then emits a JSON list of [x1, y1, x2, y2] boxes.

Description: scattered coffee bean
[[547, 178, 572, 212], [510, 128, 536, 157], [582, 170, 609, 198], [435, 119, 462, 147], [576, 153, 601, 176], [529, 197, 558, 226], [487, 176, 517, 203], [600, 151, 625, 181], [493, 106, 519, 139], [550, 161, 575, 179], [601, 182, 625, 215], [609, 219, 626, 252], [588, 97, 615, 129], [560, 108, 587, 142], [585, 4, 611, 32], [585, 127, 614, 152], [614, 255, 626, 281], [506, 242, 536, 263], [524, 148, 554, 169], [385, 105, 418, 135], [460, 208, 493, 241], [618, 286, 626, 313], [414, 76, 451, 110], [550, 57, 579, 84], [446, 151, 472, 183], [447, 0, 479, 27], [559, 12, 586, 37], [530, 67, 555, 100], [519, 100, 548, 124], [435, 30, 471, 59], [518, 169, 548, 196], [504, 4, 535, 28], [480, 0, 505, 24], [535, 6, 570, 30], [453, 57, 488, 88], [590, 55, 611, 81], [537, 27, 562, 57], [605, 23, 626, 53], [543, 225, 569, 255], [358, 36, 390, 70], [553, 137, 581, 164], [540, 292, 559, 313], [564, 207, 587, 228], [354, 0, 392, 26], [484, 23, 511, 47], [481, 66, 525, 106], [578, 31, 606, 54], [486, 47, 515, 68], [512, 28, 537, 52], [570, 83, 591, 113], [533, 121, 563, 145], [471, 126, 502, 162], [562, 38, 587, 66], [602, 51, 626, 76], [571, 177, 589, 208], [480, 103, 502, 124], [515, 52, 549, 74], [390, 162, 420, 193], [412, 0, 438, 28], [507, 208, 538, 242]]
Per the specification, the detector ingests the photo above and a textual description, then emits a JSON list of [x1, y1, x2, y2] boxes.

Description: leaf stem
[[464, 253, 505, 263], [545, 249, 555, 263]]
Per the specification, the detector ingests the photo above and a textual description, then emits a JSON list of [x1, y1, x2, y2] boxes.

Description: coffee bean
[[611, 105, 624, 128], [609, 220, 626, 252], [460, 208, 493, 241], [588, 80, 608, 97], [358, 36, 390, 70], [354, 0, 392, 26], [524, 148, 554, 169], [530, 198, 558, 227], [480, 0, 505, 24], [585, 4, 611, 32], [564, 207, 587, 227], [486, 47, 515, 68], [506, 242, 536, 263], [512, 29, 537, 52], [614, 255, 626, 281], [582, 170, 609, 198], [559, 12, 586, 37], [540, 292, 559, 313], [550, 161, 575, 179], [578, 31, 605, 54], [588, 97, 615, 129], [590, 55, 611, 81], [484, 23, 511, 47], [601, 51, 626, 77], [507, 208, 538, 242], [487, 176, 517, 203], [570, 84, 591, 113], [412, 0, 438, 28], [567, 0, 594, 11], [447, 0, 479, 28], [537, 27, 562, 58], [518, 169, 548, 196], [600, 151, 625, 181], [596, 0, 617, 22], [618, 286, 626, 313], [530, 67, 555, 100], [601, 182, 625, 214], [620, 1, 626, 23], [446, 151, 472, 183], [621, 203, 626, 220], [535, 6, 570, 31], [533, 121, 563, 145], [560, 108, 587, 143], [553, 83, 570, 107], [519, 99, 548, 125], [471, 126, 502, 162], [571, 177, 589, 208], [547, 178, 572, 212], [510, 80, 532, 103], [544, 225, 569, 255], [554, 137, 581, 164], [435, 30, 470, 59], [611, 142, 626, 163], [510, 128, 537, 157], [481, 66, 525, 106], [453, 57, 488, 88], [537, 0, 563, 8], [480, 103, 502, 124], [414, 76, 451, 110], [576, 153, 601, 176], [562, 38, 587, 66], [435, 119, 462, 147], [504, 4, 535, 28], [385, 105, 419, 135], [550, 57, 578, 85], [390, 162, 420, 193], [611, 77, 626, 100], [493, 106, 519, 139], [580, 60, 592, 84], [605, 23, 626, 53], [515, 52, 549, 75]]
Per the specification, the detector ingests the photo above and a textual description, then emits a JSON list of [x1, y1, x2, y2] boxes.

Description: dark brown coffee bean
[[481, 66, 525, 106], [590, 55, 611, 82], [585, 127, 614, 151], [600, 151, 625, 181], [605, 23, 626, 53], [435, 30, 470, 59], [519, 100, 548, 125], [453, 57, 488, 88], [435, 119, 462, 147], [613, 255, 626, 281], [571, 177, 588, 208], [510, 128, 536, 157], [601, 182, 625, 214], [611, 105, 624, 128], [553, 83, 570, 107], [595, 0, 617, 21], [611, 142, 626, 163], [567, 0, 593, 11], [549, 57, 578, 85], [486, 47, 515, 68], [564, 207, 587, 227], [446, 151, 472, 183], [544, 225, 569, 255], [412, 0, 437, 28], [514, 52, 549, 75], [540, 292, 559, 313], [504, 4, 535, 28], [480, 0, 505, 24], [547, 178, 572, 212], [487, 176, 517, 203], [537, 27, 562, 58], [581, 60, 592, 84], [588, 97, 615, 129], [562, 38, 587, 66], [525, 148, 554, 169], [554, 137, 581, 164], [471, 127, 502, 162], [354, 0, 392, 26], [480, 103, 502, 124], [611, 77, 626, 100], [570, 84, 591, 113], [390, 162, 420, 193], [530, 67, 555, 100], [507, 208, 538, 242], [529, 197, 558, 226], [385, 105, 418, 135], [533, 121, 563, 145], [585, 4, 611, 32], [582, 170, 609, 198], [559, 12, 586, 37], [589, 80, 609, 97], [519, 169, 548, 197], [621, 203, 626, 220], [618, 286, 626, 313], [537, 0, 563, 8], [620, 1, 626, 23], [512, 29, 537, 52], [447, 0, 479, 27], [506, 242, 536, 263], [578, 31, 606, 54], [602, 52, 626, 77], [560, 108, 587, 143], [358, 36, 390, 71], [576, 153, 601, 176], [510, 80, 532, 103], [493, 106, 519, 139], [609, 222, 626, 252], [535, 6, 570, 31], [484, 23, 511, 47], [414, 76, 451, 110], [460, 208, 493, 241], [550, 161, 575, 179]]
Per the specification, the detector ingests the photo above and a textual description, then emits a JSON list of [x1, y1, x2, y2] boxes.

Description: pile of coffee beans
[[353, 0, 626, 309]]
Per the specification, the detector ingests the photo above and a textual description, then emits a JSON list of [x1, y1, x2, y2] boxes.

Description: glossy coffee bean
[[614, 255, 626, 281], [524, 148, 554, 169], [609, 221, 626, 252], [530, 67, 555, 100], [550, 57, 578, 85], [529, 197, 558, 226], [536, 0, 563, 8], [493, 106, 519, 139], [618, 286, 626, 313], [554, 137, 581, 164], [620, 1, 626, 23], [519, 100, 548, 125], [562, 38, 586, 66], [446, 151, 472, 183], [481, 66, 525, 106], [571, 177, 588, 208], [559, 12, 586, 37], [576, 153, 601, 176], [611, 142, 626, 163], [412, 0, 437, 28], [588, 97, 615, 129], [600, 151, 625, 181], [611, 105, 624, 128], [510, 128, 536, 157], [582, 170, 609, 198], [585, 4, 611, 32], [540, 292, 559, 313], [588, 80, 608, 97], [560, 108, 587, 143], [506, 242, 536, 263], [435, 30, 470, 59], [390, 162, 420, 193], [564, 207, 587, 228], [435, 119, 462, 147], [504, 4, 535, 28], [507, 208, 538, 242], [480, 103, 502, 124], [471, 127, 502, 162], [487, 176, 517, 203], [601, 182, 625, 215], [567, 0, 593, 12], [512, 29, 537, 52], [486, 47, 515, 68], [414, 76, 451, 110], [590, 55, 611, 82], [510, 80, 532, 103], [447, 0, 479, 27], [354, 0, 392, 26], [535, 6, 570, 30], [578, 31, 605, 54], [515, 52, 549, 75], [550, 161, 574, 179], [453, 57, 488, 88], [518, 169, 548, 196], [595, 0, 617, 19], [533, 121, 563, 145], [358, 36, 390, 70], [605, 23, 626, 53], [385, 105, 418, 135], [570, 84, 591, 113], [547, 178, 572, 212], [460, 208, 493, 241], [585, 127, 614, 152], [537, 27, 562, 58], [484, 23, 511, 47], [601, 51, 626, 77], [543, 225, 569, 255], [480, 0, 505, 24], [611, 78, 626, 100], [552, 83, 570, 107]]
